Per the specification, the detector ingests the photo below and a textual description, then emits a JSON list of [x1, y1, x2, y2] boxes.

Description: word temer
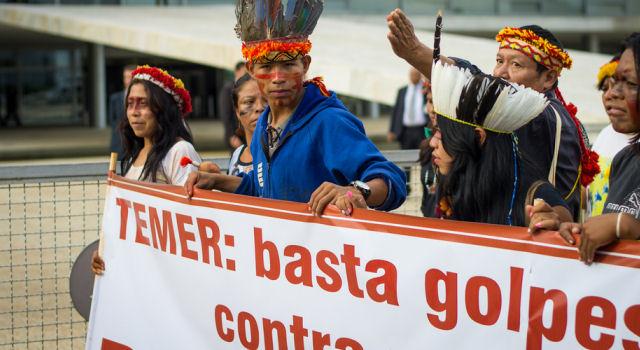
[[115, 198, 234, 270]]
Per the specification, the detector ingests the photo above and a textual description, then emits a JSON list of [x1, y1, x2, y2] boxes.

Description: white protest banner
[[86, 174, 640, 350]]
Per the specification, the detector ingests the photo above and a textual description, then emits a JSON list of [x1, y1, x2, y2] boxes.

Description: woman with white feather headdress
[[429, 60, 574, 227], [428, 15, 573, 228], [430, 14, 571, 231]]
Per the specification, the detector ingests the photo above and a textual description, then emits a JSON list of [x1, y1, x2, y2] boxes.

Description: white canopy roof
[[0, 4, 612, 124]]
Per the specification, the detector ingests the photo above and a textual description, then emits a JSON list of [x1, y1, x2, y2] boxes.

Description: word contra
[[214, 303, 362, 350]]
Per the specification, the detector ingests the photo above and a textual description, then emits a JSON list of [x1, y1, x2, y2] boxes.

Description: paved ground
[[0, 116, 606, 164]]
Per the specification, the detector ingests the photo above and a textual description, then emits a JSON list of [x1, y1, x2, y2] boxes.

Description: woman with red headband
[[92, 65, 204, 275], [117, 65, 202, 185]]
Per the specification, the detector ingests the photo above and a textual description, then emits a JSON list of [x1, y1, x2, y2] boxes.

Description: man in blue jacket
[[185, 0, 406, 216]]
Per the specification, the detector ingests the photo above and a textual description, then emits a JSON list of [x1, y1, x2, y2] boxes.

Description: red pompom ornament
[[554, 88, 601, 186], [179, 156, 200, 168]]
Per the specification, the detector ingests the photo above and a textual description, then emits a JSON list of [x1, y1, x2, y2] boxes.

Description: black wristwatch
[[349, 180, 371, 200]]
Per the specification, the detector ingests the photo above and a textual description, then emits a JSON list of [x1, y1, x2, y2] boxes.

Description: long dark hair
[[119, 79, 194, 182], [622, 32, 640, 149], [434, 72, 541, 226], [437, 116, 527, 225]]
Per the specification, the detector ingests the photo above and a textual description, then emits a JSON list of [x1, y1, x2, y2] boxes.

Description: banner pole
[[100, 153, 117, 260], [109, 152, 118, 174]]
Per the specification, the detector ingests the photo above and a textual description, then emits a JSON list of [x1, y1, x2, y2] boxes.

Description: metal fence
[[0, 150, 422, 349]]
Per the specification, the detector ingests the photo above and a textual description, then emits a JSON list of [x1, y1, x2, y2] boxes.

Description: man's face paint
[[250, 58, 307, 109]]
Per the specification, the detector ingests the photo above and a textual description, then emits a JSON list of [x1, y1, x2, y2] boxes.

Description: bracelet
[[616, 212, 623, 240]]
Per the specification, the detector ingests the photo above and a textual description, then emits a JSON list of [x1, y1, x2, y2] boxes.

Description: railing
[[0, 150, 421, 349]]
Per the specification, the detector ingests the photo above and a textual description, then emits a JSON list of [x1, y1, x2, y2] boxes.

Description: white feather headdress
[[430, 61, 548, 134]]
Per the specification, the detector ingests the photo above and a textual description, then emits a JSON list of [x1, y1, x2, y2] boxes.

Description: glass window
[[0, 48, 86, 127], [18, 50, 71, 69], [0, 51, 15, 67], [20, 68, 82, 125]]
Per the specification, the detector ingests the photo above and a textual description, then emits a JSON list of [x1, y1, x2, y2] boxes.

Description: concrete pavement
[[0, 117, 395, 163], [0, 115, 607, 164]]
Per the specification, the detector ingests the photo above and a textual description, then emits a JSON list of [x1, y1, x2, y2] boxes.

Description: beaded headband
[[496, 27, 572, 73], [242, 37, 312, 63]]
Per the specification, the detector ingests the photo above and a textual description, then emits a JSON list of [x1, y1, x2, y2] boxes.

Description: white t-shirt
[[591, 124, 634, 159], [125, 140, 202, 186]]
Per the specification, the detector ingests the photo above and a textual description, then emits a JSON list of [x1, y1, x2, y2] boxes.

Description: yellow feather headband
[[596, 59, 619, 88]]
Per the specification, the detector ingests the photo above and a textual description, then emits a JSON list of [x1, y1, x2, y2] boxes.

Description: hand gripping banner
[[86, 174, 640, 350]]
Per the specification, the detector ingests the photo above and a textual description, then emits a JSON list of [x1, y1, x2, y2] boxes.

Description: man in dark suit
[[109, 65, 136, 160], [217, 61, 247, 151], [388, 67, 427, 150], [0, 84, 21, 127], [389, 67, 428, 193]]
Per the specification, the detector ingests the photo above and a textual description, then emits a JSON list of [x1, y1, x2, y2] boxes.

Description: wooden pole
[[109, 152, 118, 174]]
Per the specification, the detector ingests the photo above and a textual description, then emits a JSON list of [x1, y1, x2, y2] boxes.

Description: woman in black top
[[559, 32, 640, 264]]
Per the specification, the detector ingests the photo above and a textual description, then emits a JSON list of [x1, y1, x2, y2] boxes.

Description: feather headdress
[[235, 0, 324, 63], [431, 62, 548, 134]]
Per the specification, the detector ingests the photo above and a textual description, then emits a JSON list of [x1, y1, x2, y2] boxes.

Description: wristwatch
[[349, 180, 371, 200]]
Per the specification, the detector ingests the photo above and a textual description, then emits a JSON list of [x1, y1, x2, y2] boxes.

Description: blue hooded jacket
[[235, 82, 407, 211]]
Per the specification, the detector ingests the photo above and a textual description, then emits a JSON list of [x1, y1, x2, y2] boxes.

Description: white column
[[91, 44, 107, 129], [588, 34, 600, 53], [369, 101, 380, 119]]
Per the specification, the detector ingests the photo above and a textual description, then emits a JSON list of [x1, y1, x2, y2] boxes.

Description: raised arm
[[386, 8, 454, 79]]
